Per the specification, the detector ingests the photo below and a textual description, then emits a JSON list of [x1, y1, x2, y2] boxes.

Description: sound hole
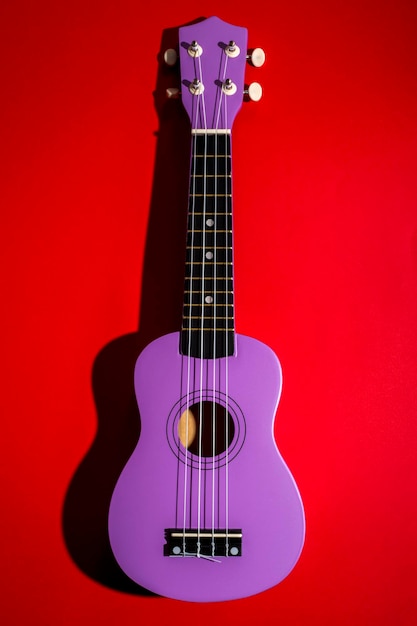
[[178, 401, 235, 457]]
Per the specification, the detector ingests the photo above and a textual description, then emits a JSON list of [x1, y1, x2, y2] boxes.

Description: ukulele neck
[[180, 130, 235, 359]]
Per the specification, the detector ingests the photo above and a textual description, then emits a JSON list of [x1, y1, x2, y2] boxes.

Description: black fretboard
[[180, 132, 235, 359]]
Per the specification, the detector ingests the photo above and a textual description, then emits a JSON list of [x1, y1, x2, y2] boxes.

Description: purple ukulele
[[108, 16, 305, 602]]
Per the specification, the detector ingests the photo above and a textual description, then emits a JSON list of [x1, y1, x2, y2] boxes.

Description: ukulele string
[[212, 50, 229, 553], [224, 77, 230, 558], [213, 125, 221, 553], [197, 52, 208, 558], [182, 63, 206, 552], [182, 92, 200, 554], [211, 109, 219, 555], [219, 53, 231, 556]]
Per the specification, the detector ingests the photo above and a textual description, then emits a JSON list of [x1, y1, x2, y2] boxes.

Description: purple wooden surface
[[109, 332, 305, 602], [179, 17, 248, 130]]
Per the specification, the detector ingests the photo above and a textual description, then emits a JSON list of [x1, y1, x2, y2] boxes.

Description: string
[[197, 52, 208, 558], [212, 55, 222, 553], [224, 88, 230, 558], [211, 52, 227, 555], [211, 110, 219, 556], [219, 55, 231, 557], [182, 92, 199, 554], [182, 54, 208, 553]]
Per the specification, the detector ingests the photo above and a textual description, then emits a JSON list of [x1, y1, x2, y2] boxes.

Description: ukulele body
[[108, 331, 305, 602]]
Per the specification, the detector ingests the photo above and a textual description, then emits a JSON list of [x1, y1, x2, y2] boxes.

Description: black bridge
[[164, 528, 242, 558]]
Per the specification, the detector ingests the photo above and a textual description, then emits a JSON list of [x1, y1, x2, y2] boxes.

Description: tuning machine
[[244, 82, 263, 102], [224, 40, 241, 58], [163, 48, 178, 67], [246, 47, 266, 67], [166, 87, 180, 99]]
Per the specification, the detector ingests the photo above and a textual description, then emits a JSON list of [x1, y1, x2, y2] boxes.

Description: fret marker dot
[[205, 296, 213, 304], [206, 251, 213, 260], [206, 219, 214, 227]]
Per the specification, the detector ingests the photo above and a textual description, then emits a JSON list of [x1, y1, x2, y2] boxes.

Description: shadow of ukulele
[[62, 22, 197, 595]]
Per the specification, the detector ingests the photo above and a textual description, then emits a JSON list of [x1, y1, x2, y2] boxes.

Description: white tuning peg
[[189, 78, 204, 96], [245, 82, 263, 102], [187, 40, 203, 58], [163, 48, 178, 66], [247, 48, 266, 67], [166, 87, 180, 99], [224, 40, 241, 58]]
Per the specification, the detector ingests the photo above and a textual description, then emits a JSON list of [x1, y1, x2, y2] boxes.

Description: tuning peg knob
[[189, 78, 204, 96], [244, 82, 263, 102], [164, 48, 178, 66], [225, 40, 241, 58], [188, 40, 203, 58], [222, 78, 237, 96], [247, 48, 266, 67], [166, 87, 180, 99]]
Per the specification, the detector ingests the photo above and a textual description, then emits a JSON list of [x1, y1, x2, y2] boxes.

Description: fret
[[183, 304, 234, 314], [183, 309, 234, 314], [183, 312, 233, 320], [186, 244, 233, 264], [184, 295, 234, 306], [192, 135, 230, 151], [184, 265, 232, 279], [188, 197, 232, 212], [183, 296, 234, 316], [183, 317, 234, 320], [188, 234, 232, 247], [186, 248, 232, 252], [190, 198, 231, 205], [188, 212, 231, 216], [190, 186, 231, 195], [192, 160, 230, 176], [185, 261, 233, 265], [185, 266, 233, 275], [182, 325, 234, 330], [188, 232, 232, 246], [186, 246, 232, 250], [188, 215, 232, 230], [181, 328, 235, 332], [183, 300, 233, 304], [189, 228, 232, 232], [182, 316, 234, 323], [185, 276, 233, 280], [190, 193, 232, 198], [185, 304, 234, 309], [190, 176, 231, 196], [185, 304, 234, 310], [185, 275, 233, 284], [183, 326, 234, 330], [186, 250, 233, 263]]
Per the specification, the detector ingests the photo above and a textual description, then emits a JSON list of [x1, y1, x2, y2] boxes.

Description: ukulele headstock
[[178, 17, 248, 131]]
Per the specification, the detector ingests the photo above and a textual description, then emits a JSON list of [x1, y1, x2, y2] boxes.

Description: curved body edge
[[108, 332, 305, 602]]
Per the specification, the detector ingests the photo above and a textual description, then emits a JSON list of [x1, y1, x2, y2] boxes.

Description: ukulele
[[108, 16, 305, 602]]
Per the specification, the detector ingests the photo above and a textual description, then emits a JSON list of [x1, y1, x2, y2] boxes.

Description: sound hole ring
[[166, 390, 246, 470]]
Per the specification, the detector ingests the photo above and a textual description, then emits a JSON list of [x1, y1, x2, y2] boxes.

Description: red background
[[2, 1, 417, 624]]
